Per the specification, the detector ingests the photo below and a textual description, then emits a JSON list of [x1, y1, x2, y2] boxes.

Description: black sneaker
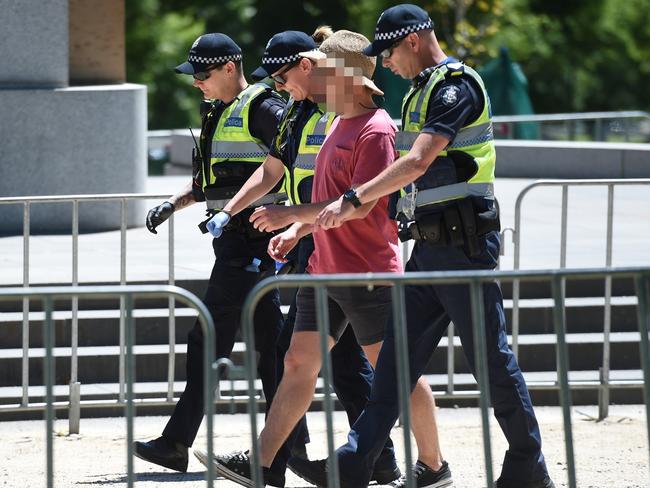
[[286, 458, 327, 486], [495, 476, 555, 488], [212, 450, 285, 488], [287, 457, 401, 486], [388, 460, 453, 488], [133, 436, 188, 472]]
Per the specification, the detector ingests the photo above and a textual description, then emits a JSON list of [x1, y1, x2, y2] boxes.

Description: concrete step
[[0, 369, 644, 420], [0, 369, 643, 403], [0, 276, 638, 313], [0, 297, 639, 349], [0, 332, 643, 387], [0, 279, 209, 313], [0, 308, 196, 348]]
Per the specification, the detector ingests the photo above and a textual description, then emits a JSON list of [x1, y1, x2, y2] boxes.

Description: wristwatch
[[342, 188, 362, 208]]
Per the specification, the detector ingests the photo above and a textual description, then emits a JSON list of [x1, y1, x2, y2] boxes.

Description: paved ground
[[0, 176, 649, 286], [0, 406, 648, 488]]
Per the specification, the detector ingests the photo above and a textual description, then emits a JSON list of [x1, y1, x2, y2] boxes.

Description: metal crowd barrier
[[509, 178, 650, 419], [241, 267, 650, 488], [0, 285, 216, 488], [0, 193, 177, 434], [492, 110, 650, 142], [2, 181, 648, 428]]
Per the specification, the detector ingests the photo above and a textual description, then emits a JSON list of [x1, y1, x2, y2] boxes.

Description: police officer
[[310, 5, 556, 488], [194, 29, 402, 486], [135, 33, 290, 485]]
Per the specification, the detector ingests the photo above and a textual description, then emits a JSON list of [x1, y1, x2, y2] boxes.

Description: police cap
[[251, 31, 317, 81], [175, 33, 242, 75], [363, 4, 434, 57]]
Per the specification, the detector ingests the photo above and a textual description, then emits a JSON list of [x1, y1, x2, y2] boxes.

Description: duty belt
[[396, 182, 494, 219], [206, 191, 287, 210]]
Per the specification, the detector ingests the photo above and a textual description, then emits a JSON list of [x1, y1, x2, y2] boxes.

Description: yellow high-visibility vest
[[395, 62, 496, 213], [277, 100, 335, 205]]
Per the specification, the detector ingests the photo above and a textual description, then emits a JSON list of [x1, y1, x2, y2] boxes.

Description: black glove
[[146, 201, 175, 234]]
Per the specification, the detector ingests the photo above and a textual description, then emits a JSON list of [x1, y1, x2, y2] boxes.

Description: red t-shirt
[[307, 109, 402, 275]]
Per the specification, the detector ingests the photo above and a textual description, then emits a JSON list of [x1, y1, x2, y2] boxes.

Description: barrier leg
[[634, 276, 650, 475], [551, 276, 577, 488], [470, 281, 493, 488]]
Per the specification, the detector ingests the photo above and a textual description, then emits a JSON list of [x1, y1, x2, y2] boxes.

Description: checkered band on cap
[[262, 53, 301, 65], [188, 53, 242, 64], [375, 19, 433, 41]]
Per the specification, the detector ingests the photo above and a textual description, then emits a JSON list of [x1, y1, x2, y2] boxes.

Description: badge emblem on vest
[[440, 85, 460, 106], [224, 117, 244, 128]]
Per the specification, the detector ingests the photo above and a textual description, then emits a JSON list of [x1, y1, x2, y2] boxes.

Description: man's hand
[[250, 205, 293, 232], [206, 211, 231, 238], [267, 227, 300, 263], [315, 196, 354, 230], [146, 201, 175, 234]]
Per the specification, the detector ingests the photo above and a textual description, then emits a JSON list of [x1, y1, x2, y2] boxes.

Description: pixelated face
[[311, 56, 367, 113]]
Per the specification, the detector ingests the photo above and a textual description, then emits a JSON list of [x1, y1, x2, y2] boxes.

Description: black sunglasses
[[381, 37, 406, 59], [192, 64, 221, 81], [271, 59, 301, 85]]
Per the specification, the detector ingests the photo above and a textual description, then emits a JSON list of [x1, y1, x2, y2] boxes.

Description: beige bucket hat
[[299, 30, 384, 96]]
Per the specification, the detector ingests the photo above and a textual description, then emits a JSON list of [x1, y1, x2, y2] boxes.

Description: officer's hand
[[267, 227, 299, 263], [146, 201, 175, 234], [315, 196, 354, 230], [250, 205, 293, 232], [206, 211, 231, 238]]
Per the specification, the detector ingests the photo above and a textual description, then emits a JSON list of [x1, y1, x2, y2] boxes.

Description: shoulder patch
[[440, 85, 460, 107]]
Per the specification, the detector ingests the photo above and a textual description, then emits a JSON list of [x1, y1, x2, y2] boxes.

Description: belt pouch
[[476, 206, 501, 235], [442, 206, 465, 247], [458, 199, 481, 257], [415, 212, 443, 243]]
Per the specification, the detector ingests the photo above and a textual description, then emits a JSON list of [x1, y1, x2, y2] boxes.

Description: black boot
[[134, 436, 188, 472]]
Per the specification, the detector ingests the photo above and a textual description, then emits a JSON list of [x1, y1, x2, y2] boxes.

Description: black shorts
[[294, 285, 392, 346]]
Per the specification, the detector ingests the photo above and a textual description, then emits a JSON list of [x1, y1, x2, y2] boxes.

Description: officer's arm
[[250, 197, 375, 232], [354, 133, 449, 205], [167, 180, 199, 211], [222, 154, 285, 217], [291, 197, 377, 223]]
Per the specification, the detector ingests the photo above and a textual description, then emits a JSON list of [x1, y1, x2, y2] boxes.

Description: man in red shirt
[[212, 29, 451, 488]]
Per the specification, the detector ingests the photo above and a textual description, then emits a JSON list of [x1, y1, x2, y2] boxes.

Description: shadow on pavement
[[75, 471, 210, 484]]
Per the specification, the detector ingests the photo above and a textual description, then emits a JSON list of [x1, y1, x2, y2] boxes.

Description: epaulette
[[444, 62, 466, 77]]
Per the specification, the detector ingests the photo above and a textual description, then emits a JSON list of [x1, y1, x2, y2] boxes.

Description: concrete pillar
[[0, 0, 147, 234], [0, 0, 69, 87]]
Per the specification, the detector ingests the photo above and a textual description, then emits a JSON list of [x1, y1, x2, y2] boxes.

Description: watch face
[[344, 189, 361, 207]]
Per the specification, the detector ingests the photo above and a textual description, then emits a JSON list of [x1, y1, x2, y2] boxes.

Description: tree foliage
[[126, 0, 650, 128]]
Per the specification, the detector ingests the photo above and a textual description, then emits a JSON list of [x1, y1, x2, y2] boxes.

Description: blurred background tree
[[126, 0, 650, 129]]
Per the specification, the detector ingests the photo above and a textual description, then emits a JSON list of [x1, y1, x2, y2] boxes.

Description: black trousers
[[162, 230, 287, 471], [337, 232, 548, 485]]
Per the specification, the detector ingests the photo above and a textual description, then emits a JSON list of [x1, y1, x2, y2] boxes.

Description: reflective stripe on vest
[[281, 103, 335, 204], [294, 111, 331, 170], [395, 131, 419, 152], [397, 122, 494, 152], [397, 62, 496, 211], [449, 121, 493, 149], [205, 83, 269, 190], [396, 182, 494, 217], [293, 152, 318, 170], [211, 140, 267, 160]]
